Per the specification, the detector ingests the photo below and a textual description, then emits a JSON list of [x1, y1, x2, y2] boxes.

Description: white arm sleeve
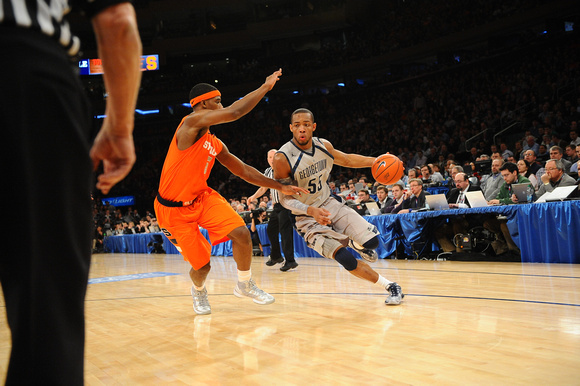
[[276, 177, 310, 215], [279, 193, 309, 215]]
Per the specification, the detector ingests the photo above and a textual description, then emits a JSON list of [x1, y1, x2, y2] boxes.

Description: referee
[[0, 1, 141, 384], [249, 149, 298, 271]]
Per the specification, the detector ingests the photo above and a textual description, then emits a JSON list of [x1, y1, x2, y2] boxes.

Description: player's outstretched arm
[[217, 142, 307, 196], [192, 69, 282, 129], [321, 139, 374, 169]]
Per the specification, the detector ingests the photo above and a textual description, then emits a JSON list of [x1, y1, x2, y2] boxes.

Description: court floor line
[[289, 262, 580, 279], [81, 292, 580, 308]]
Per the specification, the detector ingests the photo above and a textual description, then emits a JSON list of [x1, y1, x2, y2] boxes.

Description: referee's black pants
[[266, 203, 295, 263], [0, 29, 92, 385]]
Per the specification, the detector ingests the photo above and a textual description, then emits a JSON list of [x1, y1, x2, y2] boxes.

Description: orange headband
[[190, 90, 221, 107]]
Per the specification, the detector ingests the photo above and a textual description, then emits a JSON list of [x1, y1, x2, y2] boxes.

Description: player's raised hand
[[264, 68, 282, 90]]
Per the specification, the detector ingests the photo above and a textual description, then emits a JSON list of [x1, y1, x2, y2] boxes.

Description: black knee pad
[[334, 248, 358, 271], [362, 236, 380, 250]]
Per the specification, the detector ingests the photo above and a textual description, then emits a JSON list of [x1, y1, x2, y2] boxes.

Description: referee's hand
[[90, 124, 136, 194]]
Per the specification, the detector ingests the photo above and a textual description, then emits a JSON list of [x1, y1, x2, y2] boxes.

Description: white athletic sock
[[193, 284, 205, 291], [375, 274, 392, 289], [238, 269, 252, 282]]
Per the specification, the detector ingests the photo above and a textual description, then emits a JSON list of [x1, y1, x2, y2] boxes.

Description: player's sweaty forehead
[[291, 112, 313, 125]]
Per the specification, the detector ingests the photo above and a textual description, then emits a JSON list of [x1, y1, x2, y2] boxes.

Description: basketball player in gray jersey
[[273, 108, 404, 305]]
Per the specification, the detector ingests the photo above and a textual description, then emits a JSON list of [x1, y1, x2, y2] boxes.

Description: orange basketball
[[372, 154, 404, 185]]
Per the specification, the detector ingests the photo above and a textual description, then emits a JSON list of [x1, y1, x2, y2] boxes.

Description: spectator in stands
[[523, 150, 542, 174], [549, 146, 572, 173], [413, 150, 427, 168], [375, 185, 393, 210], [249, 208, 268, 256], [447, 173, 482, 209], [569, 129, 580, 146], [522, 135, 540, 158], [446, 165, 464, 190], [467, 147, 480, 164], [353, 189, 376, 216], [434, 172, 481, 253], [397, 178, 430, 214], [113, 222, 124, 236], [484, 162, 528, 256], [488, 162, 531, 205], [537, 144, 550, 164], [342, 181, 358, 201], [565, 144, 578, 163], [571, 147, 580, 174], [513, 141, 525, 161], [125, 221, 137, 234], [329, 180, 340, 195], [536, 159, 578, 199], [407, 167, 420, 182], [338, 182, 349, 195], [420, 164, 444, 184], [431, 164, 445, 182], [149, 218, 161, 233], [500, 142, 513, 161], [517, 159, 538, 190], [93, 226, 104, 254], [382, 182, 405, 214], [136, 219, 150, 233]]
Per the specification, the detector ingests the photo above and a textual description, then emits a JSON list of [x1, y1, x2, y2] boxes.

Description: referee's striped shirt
[[264, 167, 280, 204], [0, 0, 129, 57]]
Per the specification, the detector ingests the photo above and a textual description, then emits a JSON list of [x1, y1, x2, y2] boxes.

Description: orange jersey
[[157, 118, 223, 202]]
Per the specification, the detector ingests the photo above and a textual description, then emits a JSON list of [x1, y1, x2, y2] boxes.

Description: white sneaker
[[191, 286, 211, 315], [234, 279, 275, 305], [385, 282, 404, 305]]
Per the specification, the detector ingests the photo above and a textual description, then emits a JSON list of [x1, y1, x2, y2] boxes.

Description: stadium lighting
[[135, 109, 160, 115]]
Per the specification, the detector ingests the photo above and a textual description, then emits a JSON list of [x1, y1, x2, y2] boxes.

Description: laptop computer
[[425, 194, 450, 211], [511, 183, 532, 203], [535, 185, 578, 203], [364, 201, 381, 216], [464, 190, 489, 208]]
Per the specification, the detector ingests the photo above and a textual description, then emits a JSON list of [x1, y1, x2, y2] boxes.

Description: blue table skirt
[[104, 201, 580, 263]]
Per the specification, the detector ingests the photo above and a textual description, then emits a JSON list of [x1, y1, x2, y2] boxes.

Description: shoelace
[[194, 291, 209, 306]]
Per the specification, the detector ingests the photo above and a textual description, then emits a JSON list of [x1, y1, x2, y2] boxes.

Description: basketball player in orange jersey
[[154, 69, 308, 315], [273, 108, 404, 305]]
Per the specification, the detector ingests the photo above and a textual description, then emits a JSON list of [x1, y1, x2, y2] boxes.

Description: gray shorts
[[294, 197, 378, 259]]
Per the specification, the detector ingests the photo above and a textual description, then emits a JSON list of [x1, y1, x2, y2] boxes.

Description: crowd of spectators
[[83, 0, 552, 102]]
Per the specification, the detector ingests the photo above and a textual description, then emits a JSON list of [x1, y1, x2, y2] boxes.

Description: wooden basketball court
[[1, 253, 579, 384]]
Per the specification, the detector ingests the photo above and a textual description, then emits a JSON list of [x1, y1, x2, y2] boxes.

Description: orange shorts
[[154, 188, 246, 270]]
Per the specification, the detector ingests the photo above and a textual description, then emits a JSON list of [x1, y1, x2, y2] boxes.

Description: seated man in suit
[[534, 159, 578, 200], [397, 178, 430, 214], [375, 185, 393, 210], [435, 173, 482, 253], [382, 182, 405, 214]]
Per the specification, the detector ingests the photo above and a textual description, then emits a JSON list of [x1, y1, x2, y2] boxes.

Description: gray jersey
[[278, 137, 333, 209]]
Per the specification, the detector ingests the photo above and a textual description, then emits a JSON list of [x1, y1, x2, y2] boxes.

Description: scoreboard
[[79, 55, 159, 75]]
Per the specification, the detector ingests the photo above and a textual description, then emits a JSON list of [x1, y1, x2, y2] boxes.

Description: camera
[[251, 208, 264, 217]]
